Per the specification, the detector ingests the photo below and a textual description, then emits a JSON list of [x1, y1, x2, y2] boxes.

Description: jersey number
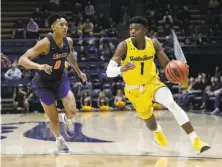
[[54, 60, 61, 69], [140, 62, 144, 75]]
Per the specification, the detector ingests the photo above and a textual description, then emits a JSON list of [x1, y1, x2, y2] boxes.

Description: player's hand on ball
[[39, 64, 52, 74], [78, 71, 87, 82], [120, 62, 135, 72]]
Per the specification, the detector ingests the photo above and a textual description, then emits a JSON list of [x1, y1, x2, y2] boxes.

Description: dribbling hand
[[38, 64, 52, 74], [120, 62, 136, 72]]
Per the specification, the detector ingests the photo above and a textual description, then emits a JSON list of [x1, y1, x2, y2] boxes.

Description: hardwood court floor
[[2, 155, 222, 167], [1, 111, 222, 167]]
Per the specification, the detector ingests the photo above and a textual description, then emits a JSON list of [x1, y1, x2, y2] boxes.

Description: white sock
[[188, 131, 197, 144], [60, 114, 72, 122], [155, 124, 162, 132], [56, 136, 63, 140]]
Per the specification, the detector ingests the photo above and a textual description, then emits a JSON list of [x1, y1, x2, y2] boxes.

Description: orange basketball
[[165, 60, 189, 84]]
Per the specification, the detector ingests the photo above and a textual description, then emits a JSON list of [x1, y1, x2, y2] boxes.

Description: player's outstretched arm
[[18, 38, 52, 73], [152, 39, 170, 69], [106, 41, 135, 77], [67, 37, 87, 82]]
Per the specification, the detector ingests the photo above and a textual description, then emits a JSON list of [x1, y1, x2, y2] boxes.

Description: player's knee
[[165, 100, 177, 110], [67, 108, 78, 116], [72, 108, 78, 115]]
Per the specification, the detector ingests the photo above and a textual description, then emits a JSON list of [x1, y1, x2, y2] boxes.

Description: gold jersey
[[121, 37, 157, 85]]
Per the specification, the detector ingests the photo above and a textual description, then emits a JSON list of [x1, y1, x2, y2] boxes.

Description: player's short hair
[[48, 13, 67, 26], [129, 16, 147, 27]]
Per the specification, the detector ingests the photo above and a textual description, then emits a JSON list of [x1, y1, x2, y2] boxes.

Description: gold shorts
[[124, 78, 165, 119]]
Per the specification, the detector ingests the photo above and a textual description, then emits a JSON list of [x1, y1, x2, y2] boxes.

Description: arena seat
[[103, 88, 114, 106], [92, 89, 101, 107]]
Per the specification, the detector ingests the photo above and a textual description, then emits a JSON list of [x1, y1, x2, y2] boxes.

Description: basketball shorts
[[32, 74, 71, 106], [124, 78, 165, 119], [82, 106, 92, 111]]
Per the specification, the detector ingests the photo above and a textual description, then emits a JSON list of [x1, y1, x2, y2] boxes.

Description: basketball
[[165, 60, 189, 84]]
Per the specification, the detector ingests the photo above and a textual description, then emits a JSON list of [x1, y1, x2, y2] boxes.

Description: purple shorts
[[33, 74, 71, 106]]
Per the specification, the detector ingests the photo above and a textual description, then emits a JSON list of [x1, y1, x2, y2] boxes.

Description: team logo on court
[[1, 122, 113, 143], [1, 126, 18, 140]]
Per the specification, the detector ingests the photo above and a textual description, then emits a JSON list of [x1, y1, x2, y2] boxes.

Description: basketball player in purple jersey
[[18, 13, 87, 152]]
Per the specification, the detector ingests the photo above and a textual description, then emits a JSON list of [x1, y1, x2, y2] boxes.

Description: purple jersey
[[33, 35, 71, 105]]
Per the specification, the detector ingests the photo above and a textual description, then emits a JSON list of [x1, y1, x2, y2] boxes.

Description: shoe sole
[[55, 150, 70, 154], [59, 150, 69, 153], [198, 146, 211, 155], [153, 140, 168, 148]]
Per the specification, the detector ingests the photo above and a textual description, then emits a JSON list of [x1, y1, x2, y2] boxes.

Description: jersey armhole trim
[[65, 37, 71, 51], [45, 36, 51, 55]]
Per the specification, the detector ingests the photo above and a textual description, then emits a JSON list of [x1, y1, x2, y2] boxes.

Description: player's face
[[52, 18, 68, 36], [129, 24, 146, 40]]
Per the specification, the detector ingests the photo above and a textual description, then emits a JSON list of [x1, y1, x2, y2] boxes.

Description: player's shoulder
[[124, 37, 131, 41], [150, 38, 163, 52], [33, 37, 50, 53], [36, 37, 50, 46], [116, 40, 127, 50], [66, 37, 73, 45], [124, 37, 132, 44], [144, 36, 156, 43], [150, 37, 160, 45]]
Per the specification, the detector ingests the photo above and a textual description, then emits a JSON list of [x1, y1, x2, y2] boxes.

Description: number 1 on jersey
[[140, 62, 144, 75]]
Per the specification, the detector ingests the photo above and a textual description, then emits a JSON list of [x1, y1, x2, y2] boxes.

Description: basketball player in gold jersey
[[106, 16, 210, 154]]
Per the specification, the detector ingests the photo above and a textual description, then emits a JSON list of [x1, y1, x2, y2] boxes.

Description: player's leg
[[58, 75, 77, 137], [154, 86, 210, 153], [60, 90, 78, 137], [41, 102, 61, 137], [141, 106, 168, 147], [143, 114, 158, 131], [37, 87, 69, 152], [41, 101, 69, 152], [61, 91, 77, 119], [124, 86, 167, 147]]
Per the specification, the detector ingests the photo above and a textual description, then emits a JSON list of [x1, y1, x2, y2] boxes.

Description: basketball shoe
[[56, 136, 69, 152], [60, 114, 75, 137], [154, 131, 168, 147], [193, 137, 211, 154]]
